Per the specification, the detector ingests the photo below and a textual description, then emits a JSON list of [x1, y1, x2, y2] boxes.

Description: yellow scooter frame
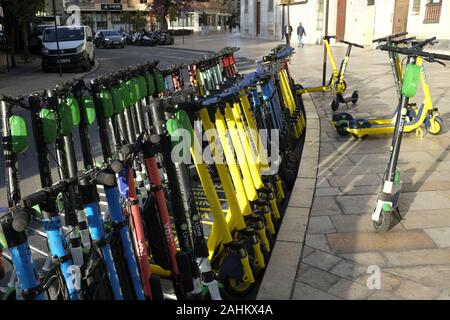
[[334, 57, 443, 138]]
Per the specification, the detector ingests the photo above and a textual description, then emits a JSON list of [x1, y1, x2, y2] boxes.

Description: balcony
[[423, 2, 441, 24]]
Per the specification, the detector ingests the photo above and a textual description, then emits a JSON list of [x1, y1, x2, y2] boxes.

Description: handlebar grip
[[429, 52, 450, 62], [323, 35, 336, 40], [94, 171, 117, 187], [110, 159, 123, 173], [22, 190, 49, 208], [119, 144, 134, 160], [12, 208, 32, 232]]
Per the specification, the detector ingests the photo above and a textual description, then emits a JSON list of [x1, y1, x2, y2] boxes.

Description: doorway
[[392, 0, 410, 34], [336, 0, 346, 42]]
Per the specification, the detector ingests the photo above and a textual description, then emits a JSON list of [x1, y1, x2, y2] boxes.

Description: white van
[[41, 25, 95, 72]]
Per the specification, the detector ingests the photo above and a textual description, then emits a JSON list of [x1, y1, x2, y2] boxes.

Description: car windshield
[[43, 27, 84, 42], [103, 31, 120, 36]]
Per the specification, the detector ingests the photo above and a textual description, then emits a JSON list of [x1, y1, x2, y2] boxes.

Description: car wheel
[[83, 57, 92, 72]]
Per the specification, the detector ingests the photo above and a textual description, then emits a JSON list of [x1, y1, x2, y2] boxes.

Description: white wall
[[372, 0, 395, 47], [289, 0, 338, 45], [344, 1, 376, 45], [407, 0, 450, 41], [371, 0, 450, 49]]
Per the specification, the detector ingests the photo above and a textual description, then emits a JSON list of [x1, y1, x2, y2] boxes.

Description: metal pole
[[287, 1, 291, 46], [182, 13, 185, 44], [53, 0, 62, 77], [322, 0, 329, 86]]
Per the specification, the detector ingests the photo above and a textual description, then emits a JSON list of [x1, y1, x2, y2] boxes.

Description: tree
[[121, 11, 134, 32], [147, 0, 192, 31], [2, 0, 45, 64]]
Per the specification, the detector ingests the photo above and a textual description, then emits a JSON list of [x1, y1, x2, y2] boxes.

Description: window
[[367, 0, 374, 5], [244, 0, 248, 14], [424, 0, 442, 23], [316, 0, 324, 31], [268, 0, 274, 12], [412, 0, 421, 14]]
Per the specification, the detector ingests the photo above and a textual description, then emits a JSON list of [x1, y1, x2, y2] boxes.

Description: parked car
[[41, 25, 95, 73], [94, 30, 125, 48]]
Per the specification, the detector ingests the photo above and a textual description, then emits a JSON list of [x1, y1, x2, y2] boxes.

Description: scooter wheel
[[223, 275, 256, 297], [331, 98, 339, 112], [351, 91, 359, 104], [336, 123, 349, 137], [373, 208, 398, 233], [426, 116, 443, 135]]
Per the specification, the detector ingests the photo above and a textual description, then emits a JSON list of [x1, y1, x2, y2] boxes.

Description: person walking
[[297, 22, 306, 47]]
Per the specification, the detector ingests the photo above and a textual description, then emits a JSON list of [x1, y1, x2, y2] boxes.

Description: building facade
[[62, 0, 148, 32], [242, 0, 450, 49], [58, 0, 230, 33], [169, 0, 231, 32]]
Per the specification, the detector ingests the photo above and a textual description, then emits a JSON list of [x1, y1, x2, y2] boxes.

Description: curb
[[256, 93, 320, 300], [81, 58, 101, 79]]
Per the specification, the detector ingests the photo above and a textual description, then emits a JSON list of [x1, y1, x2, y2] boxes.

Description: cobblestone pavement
[[290, 42, 450, 301]]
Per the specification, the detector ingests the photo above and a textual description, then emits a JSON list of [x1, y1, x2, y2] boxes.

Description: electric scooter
[[371, 41, 450, 232], [333, 36, 444, 138], [295, 35, 364, 111]]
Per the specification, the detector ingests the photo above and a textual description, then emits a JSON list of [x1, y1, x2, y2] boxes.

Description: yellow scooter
[[296, 35, 364, 111]]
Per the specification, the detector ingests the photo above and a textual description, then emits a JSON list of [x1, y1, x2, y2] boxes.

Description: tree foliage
[[147, 0, 192, 28]]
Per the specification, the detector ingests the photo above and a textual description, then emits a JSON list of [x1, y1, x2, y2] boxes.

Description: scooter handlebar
[[372, 31, 408, 43], [378, 44, 450, 62], [391, 36, 417, 45], [411, 36, 437, 49], [341, 40, 364, 48]]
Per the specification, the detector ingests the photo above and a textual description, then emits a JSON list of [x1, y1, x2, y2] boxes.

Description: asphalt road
[[0, 44, 257, 296]]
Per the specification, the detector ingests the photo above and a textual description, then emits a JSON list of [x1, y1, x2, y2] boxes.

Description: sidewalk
[[263, 39, 450, 300], [172, 33, 450, 300]]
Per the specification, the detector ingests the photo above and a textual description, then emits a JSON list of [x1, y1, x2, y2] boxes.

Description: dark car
[[94, 30, 125, 48]]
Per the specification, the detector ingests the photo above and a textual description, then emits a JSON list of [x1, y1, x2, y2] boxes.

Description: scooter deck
[[344, 103, 428, 137]]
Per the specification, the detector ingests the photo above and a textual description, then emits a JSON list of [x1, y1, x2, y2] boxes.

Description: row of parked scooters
[[123, 30, 175, 46], [0, 45, 305, 300], [296, 32, 450, 232]]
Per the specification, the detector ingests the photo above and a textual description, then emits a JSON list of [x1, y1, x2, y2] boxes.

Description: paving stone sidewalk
[[287, 43, 450, 301]]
